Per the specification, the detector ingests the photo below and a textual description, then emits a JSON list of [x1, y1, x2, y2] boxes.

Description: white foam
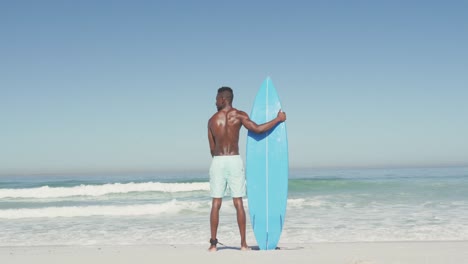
[[287, 198, 326, 208], [0, 182, 210, 199], [0, 200, 209, 219]]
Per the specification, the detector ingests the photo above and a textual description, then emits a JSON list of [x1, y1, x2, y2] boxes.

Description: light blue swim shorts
[[209, 155, 246, 198]]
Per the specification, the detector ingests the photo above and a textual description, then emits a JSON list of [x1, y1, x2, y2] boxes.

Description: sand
[[2, 241, 468, 264]]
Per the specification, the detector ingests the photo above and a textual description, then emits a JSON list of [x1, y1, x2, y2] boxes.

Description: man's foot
[[208, 245, 217, 252], [208, 238, 218, 252], [240, 243, 250, 251]]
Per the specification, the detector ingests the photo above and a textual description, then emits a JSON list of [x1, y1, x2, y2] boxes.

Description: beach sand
[[2, 241, 467, 264]]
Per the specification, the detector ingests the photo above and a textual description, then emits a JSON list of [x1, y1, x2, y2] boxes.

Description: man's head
[[216, 86, 234, 110]]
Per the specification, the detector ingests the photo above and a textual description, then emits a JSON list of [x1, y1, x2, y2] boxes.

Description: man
[[207, 86, 286, 252]]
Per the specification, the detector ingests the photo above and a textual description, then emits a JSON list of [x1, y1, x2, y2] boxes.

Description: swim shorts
[[209, 155, 246, 198]]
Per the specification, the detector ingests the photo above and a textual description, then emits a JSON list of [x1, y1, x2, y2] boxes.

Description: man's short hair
[[218, 86, 233, 103]]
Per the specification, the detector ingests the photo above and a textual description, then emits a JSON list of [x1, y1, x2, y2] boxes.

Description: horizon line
[[1, 164, 467, 177]]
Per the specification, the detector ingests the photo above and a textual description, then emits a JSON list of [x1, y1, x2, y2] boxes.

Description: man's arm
[[240, 110, 286, 134], [207, 120, 215, 157]]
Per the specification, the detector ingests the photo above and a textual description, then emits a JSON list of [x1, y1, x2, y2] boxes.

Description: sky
[[1, 1, 467, 175]]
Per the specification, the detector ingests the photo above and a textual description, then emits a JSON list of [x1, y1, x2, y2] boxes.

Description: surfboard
[[246, 77, 288, 250]]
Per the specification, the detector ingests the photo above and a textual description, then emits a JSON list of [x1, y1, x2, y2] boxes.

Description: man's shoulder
[[208, 111, 223, 123], [232, 108, 248, 119], [227, 108, 246, 115], [208, 113, 215, 124]]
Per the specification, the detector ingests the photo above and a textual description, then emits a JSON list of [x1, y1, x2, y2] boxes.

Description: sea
[[1, 167, 467, 247]]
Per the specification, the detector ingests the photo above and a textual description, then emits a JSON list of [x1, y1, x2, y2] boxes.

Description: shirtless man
[[207, 86, 286, 252]]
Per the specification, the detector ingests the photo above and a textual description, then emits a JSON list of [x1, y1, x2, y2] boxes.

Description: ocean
[[1, 167, 467, 247]]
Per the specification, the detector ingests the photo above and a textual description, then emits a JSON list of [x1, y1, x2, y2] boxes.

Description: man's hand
[[277, 109, 286, 122]]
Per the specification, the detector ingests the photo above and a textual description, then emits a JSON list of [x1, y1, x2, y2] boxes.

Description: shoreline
[[3, 241, 468, 264]]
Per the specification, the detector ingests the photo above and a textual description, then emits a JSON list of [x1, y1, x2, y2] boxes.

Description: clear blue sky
[[1, 1, 467, 175]]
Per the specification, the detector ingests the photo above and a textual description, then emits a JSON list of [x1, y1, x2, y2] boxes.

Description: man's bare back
[[208, 107, 247, 156]]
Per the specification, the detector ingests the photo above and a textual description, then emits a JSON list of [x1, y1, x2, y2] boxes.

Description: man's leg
[[233, 197, 248, 250], [209, 198, 222, 252]]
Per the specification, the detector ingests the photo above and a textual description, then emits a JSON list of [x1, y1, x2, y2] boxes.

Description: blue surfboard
[[246, 77, 288, 250]]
